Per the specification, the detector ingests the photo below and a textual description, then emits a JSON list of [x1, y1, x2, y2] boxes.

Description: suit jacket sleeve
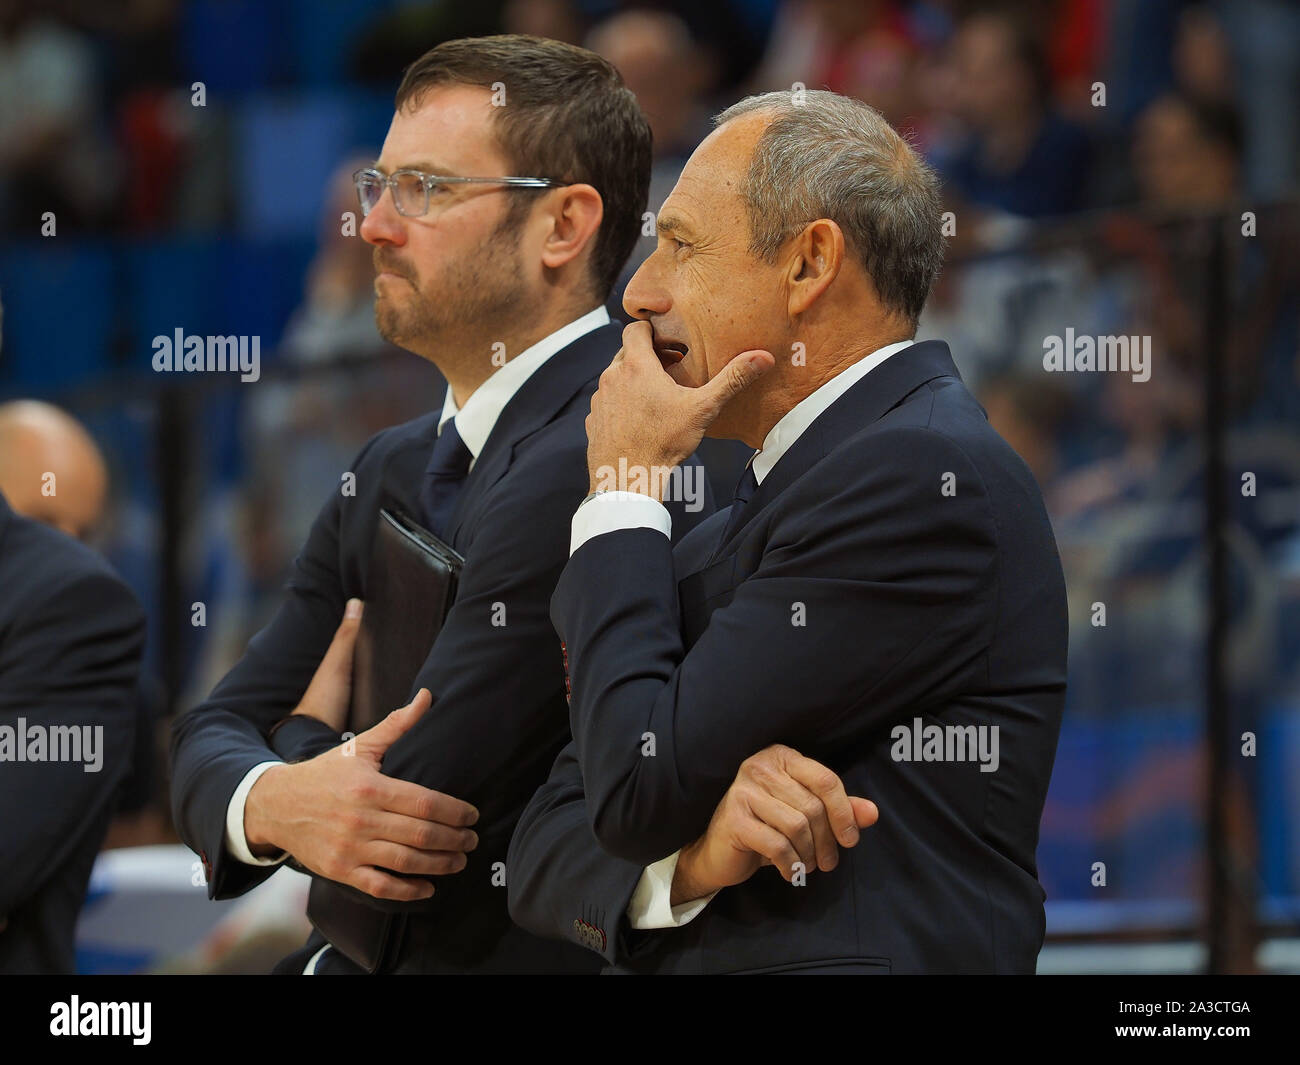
[[506, 739, 647, 964], [552, 427, 999, 865], [0, 569, 145, 915]]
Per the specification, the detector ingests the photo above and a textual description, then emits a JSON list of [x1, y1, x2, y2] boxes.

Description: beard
[[373, 214, 528, 355]]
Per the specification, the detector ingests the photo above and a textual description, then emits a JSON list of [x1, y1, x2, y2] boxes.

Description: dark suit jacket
[[169, 323, 714, 973], [0, 491, 145, 974], [507, 340, 1069, 974]]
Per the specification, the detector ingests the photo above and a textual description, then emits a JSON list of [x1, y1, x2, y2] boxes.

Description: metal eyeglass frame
[[353, 167, 564, 218]]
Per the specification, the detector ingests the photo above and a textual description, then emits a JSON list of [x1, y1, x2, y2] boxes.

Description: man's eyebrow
[[656, 213, 693, 239], [371, 160, 457, 174]]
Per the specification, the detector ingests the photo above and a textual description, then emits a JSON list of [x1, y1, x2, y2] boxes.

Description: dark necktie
[[717, 460, 758, 549], [418, 418, 473, 539]]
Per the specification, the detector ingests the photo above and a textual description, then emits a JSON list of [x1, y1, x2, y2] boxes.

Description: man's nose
[[359, 188, 406, 246], [622, 252, 670, 321]]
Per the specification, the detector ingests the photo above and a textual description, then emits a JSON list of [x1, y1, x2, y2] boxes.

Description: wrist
[[244, 762, 291, 857], [670, 839, 717, 907], [588, 458, 678, 502]]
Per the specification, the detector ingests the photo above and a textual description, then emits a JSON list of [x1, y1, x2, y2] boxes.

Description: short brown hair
[[396, 35, 652, 301]]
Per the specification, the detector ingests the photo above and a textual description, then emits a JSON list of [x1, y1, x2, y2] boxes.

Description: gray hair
[[714, 90, 944, 328]]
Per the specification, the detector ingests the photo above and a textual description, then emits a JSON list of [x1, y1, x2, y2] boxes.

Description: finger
[[620, 321, 666, 371], [357, 687, 433, 755], [322, 598, 364, 675], [621, 319, 653, 353], [733, 816, 802, 882], [350, 866, 435, 902], [373, 811, 479, 854], [744, 789, 819, 873], [374, 775, 479, 828], [365, 841, 468, 877], [851, 796, 880, 830], [695, 349, 775, 418], [301, 599, 363, 698], [782, 752, 860, 850], [759, 770, 845, 872]]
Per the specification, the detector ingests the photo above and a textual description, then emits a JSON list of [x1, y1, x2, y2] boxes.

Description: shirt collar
[[438, 305, 611, 462], [751, 339, 914, 485]]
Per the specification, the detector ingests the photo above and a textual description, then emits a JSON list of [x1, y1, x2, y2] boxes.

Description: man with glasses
[[170, 35, 712, 974]]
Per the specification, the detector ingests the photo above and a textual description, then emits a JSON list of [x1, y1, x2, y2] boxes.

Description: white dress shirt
[[221, 305, 612, 871], [570, 338, 914, 929]]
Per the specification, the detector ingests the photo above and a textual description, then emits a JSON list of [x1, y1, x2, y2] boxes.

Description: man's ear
[[786, 219, 844, 317], [539, 183, 604, 273]]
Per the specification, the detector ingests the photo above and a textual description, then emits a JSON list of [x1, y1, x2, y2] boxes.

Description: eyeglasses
[[353, 167, 563, 218]]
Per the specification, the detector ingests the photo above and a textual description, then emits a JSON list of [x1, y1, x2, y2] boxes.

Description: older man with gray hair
[[507, 90, 1068, 974]]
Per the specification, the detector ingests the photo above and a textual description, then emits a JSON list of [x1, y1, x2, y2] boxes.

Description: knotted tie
[[717, 460, 758, 549], [418, 418, 472, 539]]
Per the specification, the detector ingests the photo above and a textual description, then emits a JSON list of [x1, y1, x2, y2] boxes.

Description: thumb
[[357, 687, 433, 758], [696, 349, 775, 420], [850, 797, 879, 830]]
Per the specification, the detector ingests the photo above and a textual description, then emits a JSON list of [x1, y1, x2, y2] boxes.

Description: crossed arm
[[510, 430, 996, 956]]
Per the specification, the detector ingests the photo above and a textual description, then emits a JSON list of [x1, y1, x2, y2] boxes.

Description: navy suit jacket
[[169, 323, 713, 973], [0, 491, 145, 974], [507, 340, 1068, 974]]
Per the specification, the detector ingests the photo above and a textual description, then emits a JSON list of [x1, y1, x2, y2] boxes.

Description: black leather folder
[[348, 507, 464, 733], [305, 507, 464, 972]]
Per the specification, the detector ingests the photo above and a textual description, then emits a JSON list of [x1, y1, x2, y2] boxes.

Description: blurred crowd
[[1, 0, 1294, 236], [1, 0, 1298, 929]]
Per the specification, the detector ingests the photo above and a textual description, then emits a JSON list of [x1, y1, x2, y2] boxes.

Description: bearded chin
[[373, 225, 527, 354], [375, 288, 439, 349]]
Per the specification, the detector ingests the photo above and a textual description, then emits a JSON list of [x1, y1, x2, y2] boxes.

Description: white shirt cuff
[[570, 491, 671, 556], [626, 849, 718, 929], [224, 760, 289, 866]]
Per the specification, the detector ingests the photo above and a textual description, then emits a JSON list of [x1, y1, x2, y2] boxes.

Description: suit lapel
[[697, 340, 964, 571], [378, 323, 619, 547], [444, 322, 620, 544]]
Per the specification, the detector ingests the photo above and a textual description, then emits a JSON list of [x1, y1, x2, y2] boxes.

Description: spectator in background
[[0, 400, 166, 850], [1173, 4, 1236, 106], [1132, 91, 1242, 210], [0, 395, 145, 973], [0, 400, 108, 541], [750, 0, 926, 139], [934, 7, 1092, 219], [1053, 326, 1201, 530], [502, 0, 584, 43], [0, 489, 145, 974], [1213, 0, 1300, 200], [0, 0, 118, 231]]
